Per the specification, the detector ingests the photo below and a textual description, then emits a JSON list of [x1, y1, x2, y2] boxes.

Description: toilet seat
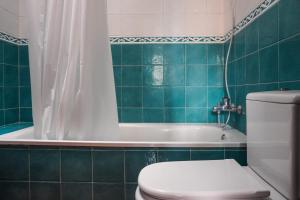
[[136, 159, 270, 200]]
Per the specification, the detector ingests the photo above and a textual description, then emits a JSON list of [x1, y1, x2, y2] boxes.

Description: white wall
[[223, 0, 265, 34], [0, 0, 19, 38], [1, 0, 265, 39], [107, 0, 226, 37]]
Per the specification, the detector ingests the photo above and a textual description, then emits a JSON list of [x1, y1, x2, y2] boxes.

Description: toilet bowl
[[135, 159, 273, 200]]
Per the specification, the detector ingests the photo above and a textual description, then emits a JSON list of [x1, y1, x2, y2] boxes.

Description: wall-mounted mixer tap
[[212, 97, 242, 127]]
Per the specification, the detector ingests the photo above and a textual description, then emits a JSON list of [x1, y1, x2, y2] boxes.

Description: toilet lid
[[138, 159, 270, 200]]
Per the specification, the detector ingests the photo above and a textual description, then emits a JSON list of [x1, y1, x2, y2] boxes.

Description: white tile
[[0, 0, 19, 16], [0, 7, 19, 37], [18, 16, 28, 38], [107, 14, 122, 36], [120, 0, 163, 14], [184, 0, 206, 14], [162, 14, 186, 36], [107, 0, 121, 14], [163, 0, 185, 14], [120, 14, 163, 36], [206, 0, 223, 14]]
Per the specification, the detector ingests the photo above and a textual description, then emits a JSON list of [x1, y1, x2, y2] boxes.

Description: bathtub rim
[[0, 124, 246, 148]]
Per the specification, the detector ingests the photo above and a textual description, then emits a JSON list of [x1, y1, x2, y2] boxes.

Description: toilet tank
[[246, 91, 300, 200]]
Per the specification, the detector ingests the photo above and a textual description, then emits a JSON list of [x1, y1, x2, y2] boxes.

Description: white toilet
[[136, 91, 300, 200]]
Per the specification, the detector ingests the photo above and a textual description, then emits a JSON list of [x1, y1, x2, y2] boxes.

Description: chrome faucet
[[212, 97, 242, 127]]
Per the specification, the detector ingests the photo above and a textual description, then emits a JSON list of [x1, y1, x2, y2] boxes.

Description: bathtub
[[0, 124, 247, 200], [0, 123, 246, 147]]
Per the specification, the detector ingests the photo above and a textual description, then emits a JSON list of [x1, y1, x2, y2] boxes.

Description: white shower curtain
[[26, 0, 119, 140]]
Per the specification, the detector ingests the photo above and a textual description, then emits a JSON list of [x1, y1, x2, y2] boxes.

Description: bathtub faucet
[[212, 97, 242, 126]]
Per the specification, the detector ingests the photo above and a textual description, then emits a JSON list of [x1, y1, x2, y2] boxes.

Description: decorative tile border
[[224, 0, 279, 41], [0, 32, 28, 45], [0, 0, 278, 45], [109, 36, 226, 44]]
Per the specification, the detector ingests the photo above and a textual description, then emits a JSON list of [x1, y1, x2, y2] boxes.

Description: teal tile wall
[[228, 0, 300, 133], [0, 40, 32, 126], [112, 43, 225, 123], [0, 146, 246, 200]]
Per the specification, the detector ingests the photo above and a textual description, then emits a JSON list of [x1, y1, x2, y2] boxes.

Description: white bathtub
[[0, 123, 246, 147]]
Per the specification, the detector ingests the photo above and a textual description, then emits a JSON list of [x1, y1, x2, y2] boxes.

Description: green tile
[[31, 182, 60, 200], [235, 58, 246, 85], [245, 20, 259, 54], [122, 87, 142, 107], [113, 66, 121, 86], [208, 44, 224, 65], [207, 87, 224, 107], [115, 87, 121, 106], [208, 65, 224, 86], [233, 30, 245, 60], [191, 150, 224, 160], [225, 150, 247, 166], [30, 149, 60, 181], [186, 65, 207, 86], [227, 62, 236, 86], [143, 65, 164, 86], [19, 45, 29, 66], [164, 87, 185, 107], [61, 150, 92, 182], [4, 65, 18, 86], [186, 44, 207, 64], [125, 184, 137, 200], [279, 34, 300, 81], [93, 150, 124, 182], [279, 0, 300, 40], [20, 108, 33, 122], [186, 108, 207, 123], [4, 87, 19, 109], [165, 108, 185, 123], [279, 81, 300, 90], [157, 150, 190, 162], [5, 108, 19, 124], [259, 4, 278, 48], [125, 151, 156, 182], [0, 182, 29, 200], [245, 52, 259, 84], [0, 41, 3, 63], [143, 44, 163, 64], [3, 42, 18, 66], [0, 65, 3, 86], [164, 65, 185, 86], [0, 149, 29, 180], [122, 66, 142, 86], [20, 67, 31, 86], [0, 110, 4, 126], [236, 115, 246, 134], [163, 44, 185, 64], [94, 183, 124, 200], [121, 108, 142, 123], [122, 45, 142, 65], [186, 87, 207, 107], [260, 83, 279, 91], [236, 85, 246, 110], [143, 109, 163, 122], [62, 183, 92, 200], [111, 45, 122, 65], [259, 44, 278, 83], [143, 87, 164, 107], [20, 87, 32, 107]]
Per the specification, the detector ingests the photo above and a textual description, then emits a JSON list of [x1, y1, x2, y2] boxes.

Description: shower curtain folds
[[27, 0, 119, 140]]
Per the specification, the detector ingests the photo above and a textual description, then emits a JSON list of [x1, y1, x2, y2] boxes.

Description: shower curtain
[[26, 0, 119, 140]]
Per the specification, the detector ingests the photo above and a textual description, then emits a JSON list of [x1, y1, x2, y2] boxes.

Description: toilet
[[136, 91, 300, 200]]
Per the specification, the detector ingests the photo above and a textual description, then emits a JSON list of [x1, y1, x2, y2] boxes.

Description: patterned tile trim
[[0, 0, 278, 45], [0, 32, 28, 45], [109, 36, 225, 44], [224, 0, 279, 41]]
